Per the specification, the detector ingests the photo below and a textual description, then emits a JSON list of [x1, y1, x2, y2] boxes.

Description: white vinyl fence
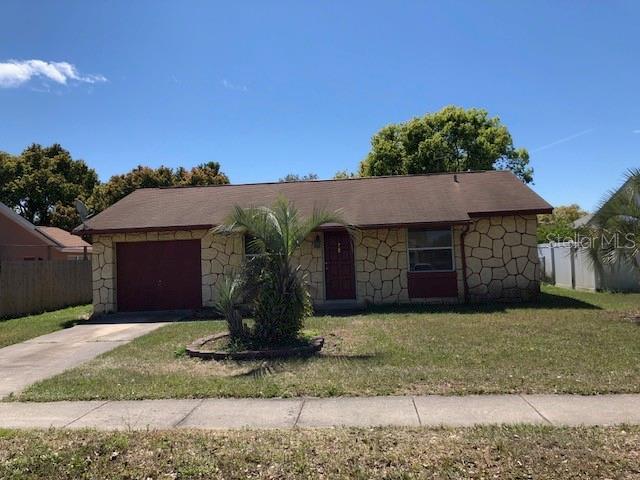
[[538, 243, 640, 292]]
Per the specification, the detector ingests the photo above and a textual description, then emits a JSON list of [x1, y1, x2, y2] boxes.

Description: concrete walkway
[[0, 314, 177, 398], [2, 394, 640, 430]]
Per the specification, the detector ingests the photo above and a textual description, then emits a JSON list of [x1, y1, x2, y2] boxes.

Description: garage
[[116, 239, 202, 312]]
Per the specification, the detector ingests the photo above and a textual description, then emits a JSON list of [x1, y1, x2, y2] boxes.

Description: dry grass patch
[[1, 426, 640, 479]]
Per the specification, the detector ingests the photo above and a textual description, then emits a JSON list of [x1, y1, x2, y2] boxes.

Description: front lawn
[[15, 286, 640, 401], [0, 305, 91, 349], [1, 426, 639, 479]]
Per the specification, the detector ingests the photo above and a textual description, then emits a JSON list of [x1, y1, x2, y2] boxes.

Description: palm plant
[[216, 196, 345, 345], [588, 169, 640, 273], [213, 273, 246, 340]]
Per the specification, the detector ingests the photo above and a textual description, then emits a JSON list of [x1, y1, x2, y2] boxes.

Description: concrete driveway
[[0, 313, 180, 398]]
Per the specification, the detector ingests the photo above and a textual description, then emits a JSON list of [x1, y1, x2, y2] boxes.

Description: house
[[74, 171, 552, 313], [0, 202, 91, 261]]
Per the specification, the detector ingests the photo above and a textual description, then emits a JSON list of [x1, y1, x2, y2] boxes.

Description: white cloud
[[0, 59, 107, 88], [221, 78, 248, 92], [633, 129, 640, 134]]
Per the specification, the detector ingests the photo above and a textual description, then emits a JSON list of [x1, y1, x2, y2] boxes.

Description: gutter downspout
[[460, 222, 471, 302]]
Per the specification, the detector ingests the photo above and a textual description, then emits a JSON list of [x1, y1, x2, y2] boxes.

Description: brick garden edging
[[186, 333, 325, 360]]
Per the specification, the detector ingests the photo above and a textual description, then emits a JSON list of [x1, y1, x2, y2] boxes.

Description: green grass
[[1, 426, 640, 479], [0, 305, 91, 349], [15, 286, 640, 401]]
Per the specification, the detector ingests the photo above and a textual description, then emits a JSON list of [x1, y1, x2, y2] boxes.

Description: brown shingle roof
[[36, 226, 92, 251], [75, 171, 552, 235]]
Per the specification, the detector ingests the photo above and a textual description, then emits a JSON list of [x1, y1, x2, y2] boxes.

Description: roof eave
[[74, 219, 474, 236], [73, 224, 216, 236], [468, 207, 553, 217]]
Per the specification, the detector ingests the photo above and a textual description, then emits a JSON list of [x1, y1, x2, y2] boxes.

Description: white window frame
[[407, 227, 455, 273]]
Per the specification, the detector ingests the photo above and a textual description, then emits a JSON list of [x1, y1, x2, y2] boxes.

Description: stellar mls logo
[[546, 232, 637, 249]]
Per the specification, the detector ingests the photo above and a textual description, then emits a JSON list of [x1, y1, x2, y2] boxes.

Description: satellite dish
[[74, 199, 89, 225]]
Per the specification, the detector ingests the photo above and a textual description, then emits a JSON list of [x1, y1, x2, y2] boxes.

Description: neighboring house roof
[[0, 202, 56, 245], [0, 201, 91, 253], [75, 170, 553, 235], [35, 226, 91, 253]]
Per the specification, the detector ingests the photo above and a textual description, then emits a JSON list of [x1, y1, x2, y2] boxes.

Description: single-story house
[[0, 202, 92, 261], [74, 171, 552, 314]]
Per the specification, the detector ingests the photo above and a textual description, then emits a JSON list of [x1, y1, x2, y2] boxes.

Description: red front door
[[324, 231, 356, 300], [116, 240, 202, 311]]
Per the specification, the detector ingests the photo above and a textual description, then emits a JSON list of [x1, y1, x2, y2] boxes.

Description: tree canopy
[[0, 144, 99, 230], [537, 204, 589, 243], [359, 106, 533, 183], [89, 162, 229, 213], [333, 170, 358, 180], [0, 143, 230, 230], [278, 173, 319, 182]]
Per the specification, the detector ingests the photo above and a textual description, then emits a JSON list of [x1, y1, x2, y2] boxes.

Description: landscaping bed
[[13, 286, 640, 401], [1, 425, 639, 479], [186, 332, 324, 360]]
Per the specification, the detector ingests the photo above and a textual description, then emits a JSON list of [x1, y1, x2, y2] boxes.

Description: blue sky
[[1, 1, 638, 211]]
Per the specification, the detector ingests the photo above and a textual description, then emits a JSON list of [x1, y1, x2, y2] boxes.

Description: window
[[408, 228, 454, 272]]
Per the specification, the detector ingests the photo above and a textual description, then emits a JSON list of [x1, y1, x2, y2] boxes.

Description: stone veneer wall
[[91, 234, 115, 314], [353, 228, 410, 304], [464, 214, 540, 301], [291, 234, 325, 303], [203, 231, 326, 305], [91, 229, 325, 314], [90, 215, 540, 314], [200, 231, 243, 307]]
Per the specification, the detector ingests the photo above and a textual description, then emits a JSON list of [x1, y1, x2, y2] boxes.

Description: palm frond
[[589, 169, 640, 272]]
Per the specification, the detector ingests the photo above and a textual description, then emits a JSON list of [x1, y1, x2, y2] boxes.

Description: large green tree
[[0, 144, 99, 230], [89, 162, 229, 213], [359, 106, 533, 183]]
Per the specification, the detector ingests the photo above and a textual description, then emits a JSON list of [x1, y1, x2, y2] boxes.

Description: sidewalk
[[2, 394, 640, 430]]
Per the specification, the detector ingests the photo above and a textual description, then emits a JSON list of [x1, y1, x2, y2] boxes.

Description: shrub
[[216, 197, 344, 345]]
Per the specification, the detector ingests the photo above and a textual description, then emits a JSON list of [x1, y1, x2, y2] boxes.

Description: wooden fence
[[0, 260, 92, 318]]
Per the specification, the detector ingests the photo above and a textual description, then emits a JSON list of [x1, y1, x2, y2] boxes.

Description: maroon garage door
[[116, 240, 202, 312]]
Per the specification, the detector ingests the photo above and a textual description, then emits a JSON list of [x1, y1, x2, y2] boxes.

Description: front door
[[324, 231, 356, 300]]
